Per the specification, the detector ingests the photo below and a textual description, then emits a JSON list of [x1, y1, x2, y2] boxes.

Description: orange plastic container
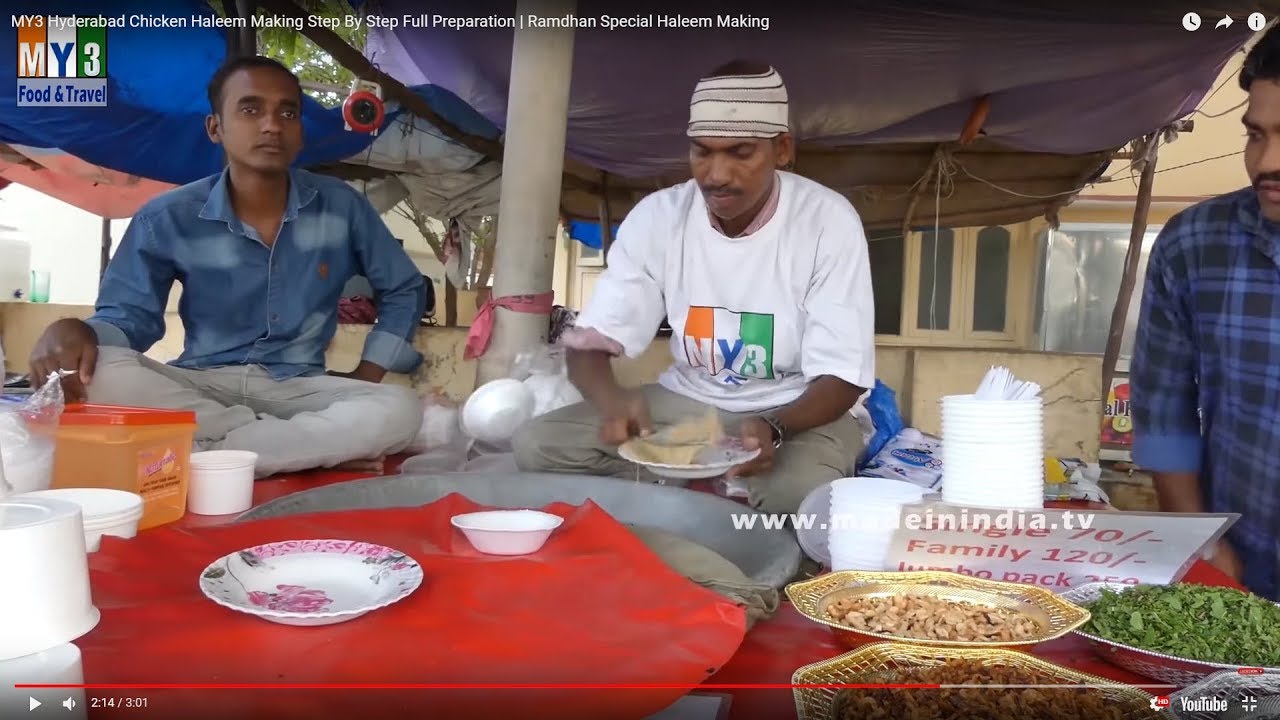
[[48, 404, 198, 530]]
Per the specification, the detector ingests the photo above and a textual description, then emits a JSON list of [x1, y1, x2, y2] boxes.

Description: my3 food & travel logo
[[14, 14, 108, 106]]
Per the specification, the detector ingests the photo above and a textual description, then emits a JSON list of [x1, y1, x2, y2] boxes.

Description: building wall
[[0, 301, 1103, 460]]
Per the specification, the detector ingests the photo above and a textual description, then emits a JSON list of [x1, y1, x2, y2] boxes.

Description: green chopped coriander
[[1083, 584, 1280, 667]]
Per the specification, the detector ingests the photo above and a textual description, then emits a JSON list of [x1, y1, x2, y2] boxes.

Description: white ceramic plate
[[617, 438, 760, 480], [199, 539, 423, 626]]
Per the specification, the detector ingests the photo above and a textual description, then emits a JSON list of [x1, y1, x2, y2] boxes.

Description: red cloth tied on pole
[[77, 494, 747, 720], [465, 291, 556, 360]]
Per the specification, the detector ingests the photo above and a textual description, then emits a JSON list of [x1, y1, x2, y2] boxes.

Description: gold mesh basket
[[785, 570, 1091, 648], [792, 642, 1160, 720]]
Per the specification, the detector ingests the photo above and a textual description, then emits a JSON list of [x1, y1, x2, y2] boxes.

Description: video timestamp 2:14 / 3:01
[[91, 697, 149, 709]]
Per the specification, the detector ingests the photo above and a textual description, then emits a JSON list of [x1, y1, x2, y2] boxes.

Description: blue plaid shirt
[[86, 169, 426, 379], [1132, 187, 1280, 600]]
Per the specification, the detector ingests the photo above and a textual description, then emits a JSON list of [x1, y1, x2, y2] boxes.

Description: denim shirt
[[86, 169, 426, 379]]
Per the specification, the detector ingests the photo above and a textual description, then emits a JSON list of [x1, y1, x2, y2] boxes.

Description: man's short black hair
[[207, 55, 303, 114], [1241, 26, 1280, 91]]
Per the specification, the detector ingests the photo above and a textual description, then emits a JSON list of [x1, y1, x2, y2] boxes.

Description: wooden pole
[[475, 0, 576, 384], [1100, 134, 1160, 395], [598, 172, 614, 263], [99, 218, 111, 281], [233, 0, 257, 57]]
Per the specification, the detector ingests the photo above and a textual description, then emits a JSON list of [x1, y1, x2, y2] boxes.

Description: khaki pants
[[512, 384, 864, 514], [85, 347, 423, 477]]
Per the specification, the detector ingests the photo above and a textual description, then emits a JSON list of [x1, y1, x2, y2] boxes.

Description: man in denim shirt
[[28, 56, 426, 476]]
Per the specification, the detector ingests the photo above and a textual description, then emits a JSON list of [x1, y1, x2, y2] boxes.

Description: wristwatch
[[758, 414, 787, 448]]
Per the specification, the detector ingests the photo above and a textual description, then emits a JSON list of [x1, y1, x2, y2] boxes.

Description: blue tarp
[[0, 0, 499, 186], [565, 220, 619, 251]]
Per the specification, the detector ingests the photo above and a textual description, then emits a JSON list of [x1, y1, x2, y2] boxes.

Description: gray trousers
[[512, 384, 864, 514], [86, 347, 423, 478]]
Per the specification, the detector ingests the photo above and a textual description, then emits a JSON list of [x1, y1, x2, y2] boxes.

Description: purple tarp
[[365, 0, 1266, 178]]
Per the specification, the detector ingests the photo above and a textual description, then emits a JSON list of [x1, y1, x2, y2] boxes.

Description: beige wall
[[1, 302, 1103, 460]]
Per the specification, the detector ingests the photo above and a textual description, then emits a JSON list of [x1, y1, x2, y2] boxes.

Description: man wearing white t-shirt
[[513, 61, 874, 514]]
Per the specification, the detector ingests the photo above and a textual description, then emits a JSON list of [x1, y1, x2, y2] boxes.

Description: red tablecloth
[[119, 463, 1242, 720], [81, 492, 746, 720]]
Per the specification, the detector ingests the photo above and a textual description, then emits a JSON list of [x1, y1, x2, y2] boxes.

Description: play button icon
[[29, 697, 41, 711]]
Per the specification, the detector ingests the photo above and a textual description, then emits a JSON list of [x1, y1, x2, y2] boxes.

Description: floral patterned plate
[[198, 539, 423, 626]]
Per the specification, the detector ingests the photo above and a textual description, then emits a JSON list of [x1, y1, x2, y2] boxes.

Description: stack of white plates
[[828, 477, 927, 571], [941, 394, 1044, 510]]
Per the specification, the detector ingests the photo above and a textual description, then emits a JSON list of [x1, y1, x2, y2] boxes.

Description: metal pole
[[476, 0, 577, 384]]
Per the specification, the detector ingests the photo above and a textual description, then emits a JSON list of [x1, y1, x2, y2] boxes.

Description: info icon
[[1249, 12, 1268, 31]]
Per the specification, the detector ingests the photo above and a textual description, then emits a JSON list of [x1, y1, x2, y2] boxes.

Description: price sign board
[[882, 502, 1238, 591]]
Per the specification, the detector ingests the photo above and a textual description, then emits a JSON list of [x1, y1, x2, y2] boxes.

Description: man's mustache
[[1254, 172, 1280, 188], [700, 185, 742, 196]]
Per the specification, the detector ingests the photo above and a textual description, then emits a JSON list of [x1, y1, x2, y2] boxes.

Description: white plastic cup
[[0, 498, 99, 661], [0, 643, 86, 719], [18, 488, 143, 552], [943, 452, 1045, 468], [188, 451, 258, 516], [942, 424, 1044, 438], [942, 394, 1043, 408]]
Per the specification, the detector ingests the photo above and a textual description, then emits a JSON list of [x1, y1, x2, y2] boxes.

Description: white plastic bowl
[[461, 379, 536, 444], [189, 451, 258, 516], [0, 497, 100, 660], [18, 488, 144, 552], [450, 510, 564, 556]]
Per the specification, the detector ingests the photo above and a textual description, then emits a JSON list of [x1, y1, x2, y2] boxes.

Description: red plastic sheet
[[77, 494, 748, 720]]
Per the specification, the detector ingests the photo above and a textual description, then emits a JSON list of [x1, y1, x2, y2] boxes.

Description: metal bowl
[[1061, 582, 1280, 685], [786, 570, 1090, 649]]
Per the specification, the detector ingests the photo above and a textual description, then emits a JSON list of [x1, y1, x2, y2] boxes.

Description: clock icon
[[1183, 11, 1202, 31]]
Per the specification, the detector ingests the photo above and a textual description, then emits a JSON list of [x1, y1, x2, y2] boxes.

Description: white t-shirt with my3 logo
[[573, 171, 876, 414]]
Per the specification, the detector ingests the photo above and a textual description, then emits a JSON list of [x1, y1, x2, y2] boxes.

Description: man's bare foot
[[334, 457, 387, 473]]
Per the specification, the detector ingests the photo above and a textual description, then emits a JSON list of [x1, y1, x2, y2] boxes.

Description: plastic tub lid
[[60, 404, 197, 426], [0, 497, 82, 531], [190, 450, 258, 469], [19, 489, 143, 520]]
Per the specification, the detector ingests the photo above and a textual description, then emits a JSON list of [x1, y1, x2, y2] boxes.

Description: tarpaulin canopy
[[566, 220, 618, 250], [0, 0, 501, 223], [364, 0, 1278, 228]]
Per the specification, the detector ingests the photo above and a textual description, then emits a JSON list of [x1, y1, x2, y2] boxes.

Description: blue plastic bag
[[859, 380, 904, 468]]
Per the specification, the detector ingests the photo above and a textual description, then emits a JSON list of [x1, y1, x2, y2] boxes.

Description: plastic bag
[[0, 374, 66, 496], [1043, 458, 1109, 504], [859, 427, 943, 491], [860, 380, 904, 467], [402, 390, 461, 455], [510, 345, 583, 417]]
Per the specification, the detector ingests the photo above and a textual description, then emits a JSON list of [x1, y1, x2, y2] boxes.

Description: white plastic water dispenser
[[0, 226, 31, 302]]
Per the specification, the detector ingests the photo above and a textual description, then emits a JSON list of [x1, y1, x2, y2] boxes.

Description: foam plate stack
[[940, 367, 1045, 510], [828, 477, 927, 571]]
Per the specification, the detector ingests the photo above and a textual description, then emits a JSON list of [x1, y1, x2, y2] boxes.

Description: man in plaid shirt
[[1131, 27, 1280, 600]]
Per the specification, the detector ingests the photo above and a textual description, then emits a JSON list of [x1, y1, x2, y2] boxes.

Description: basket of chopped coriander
[[1062, 582, 1280, 685]]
